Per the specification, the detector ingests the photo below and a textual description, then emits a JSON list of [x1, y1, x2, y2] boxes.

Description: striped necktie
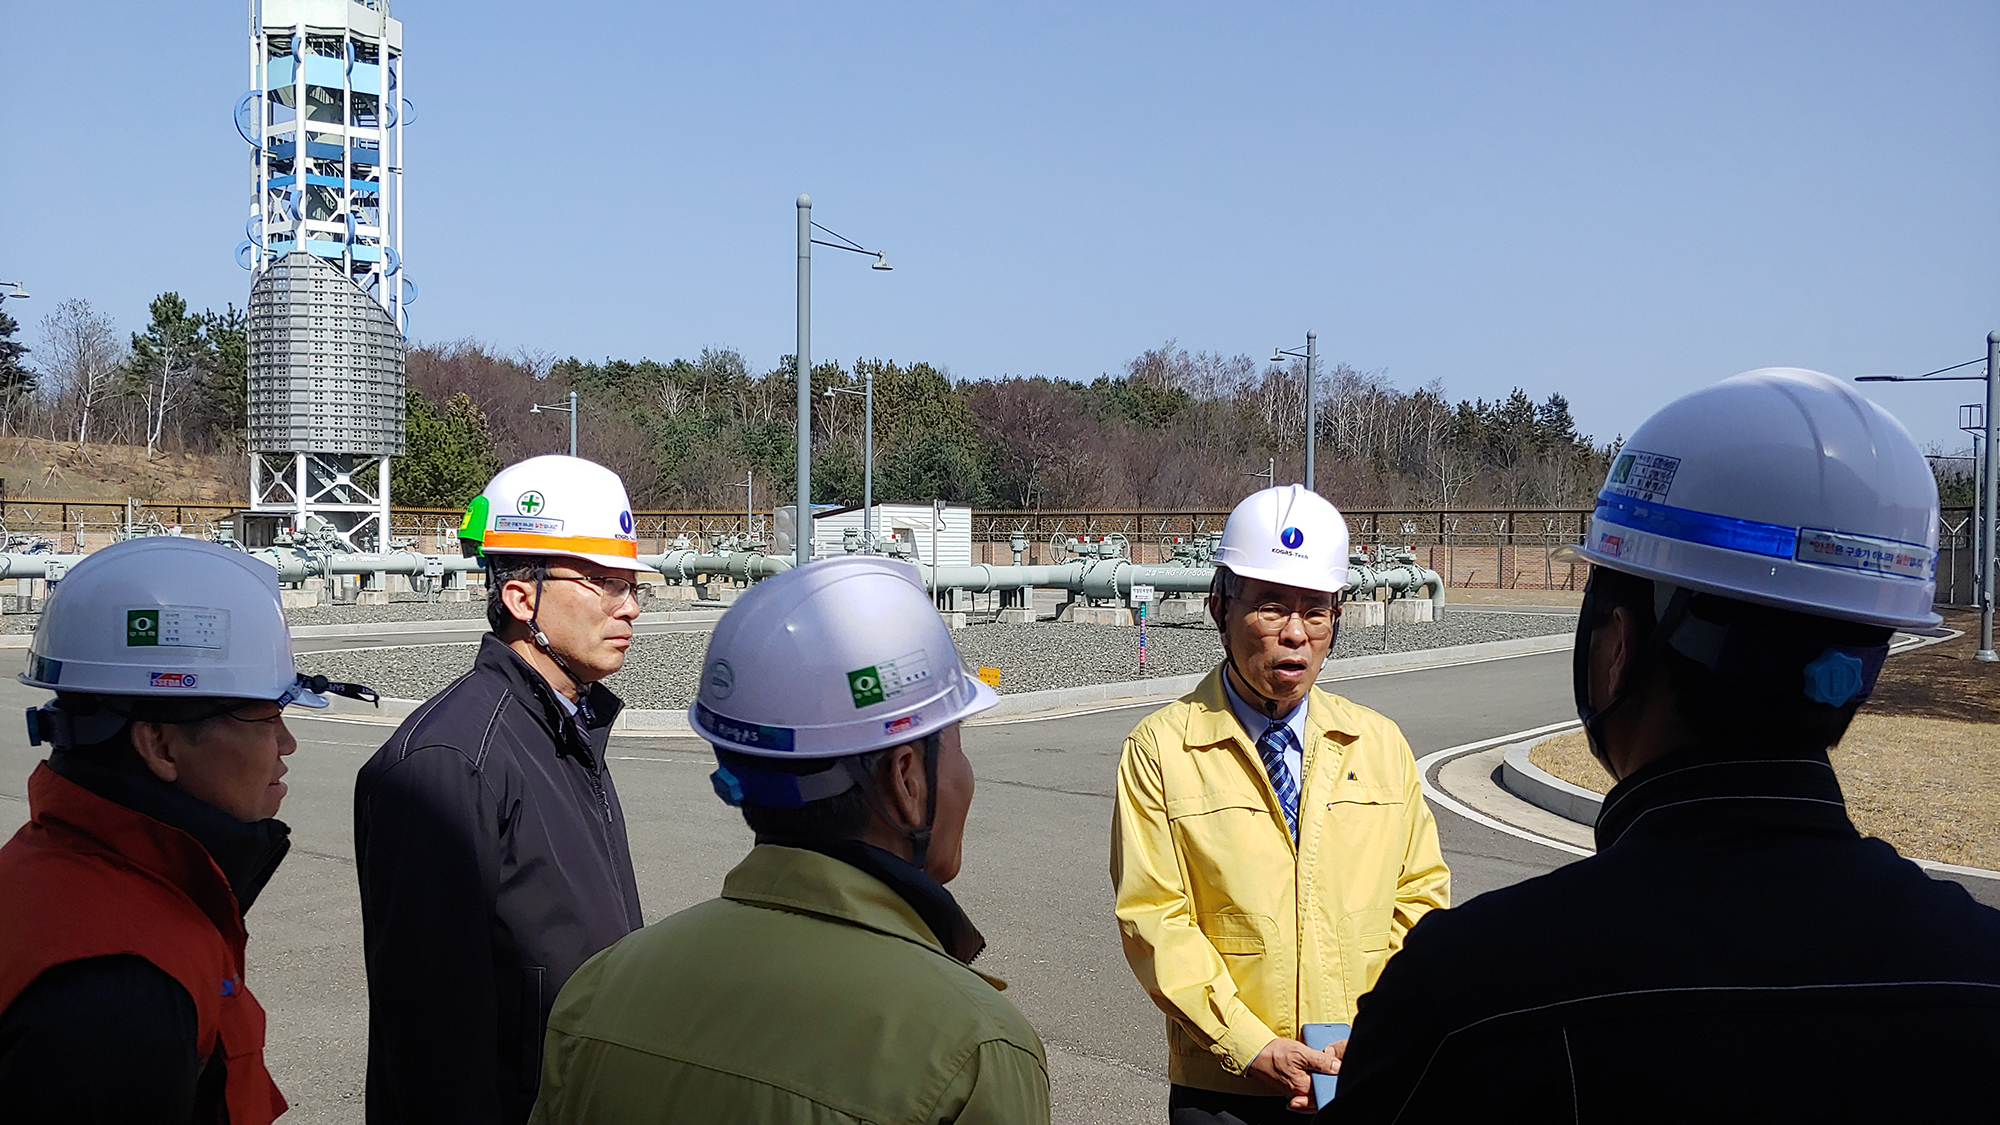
[[1257, 721, 1301, 841]]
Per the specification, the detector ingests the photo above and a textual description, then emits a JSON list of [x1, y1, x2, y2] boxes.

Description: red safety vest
[[0, 763, 287, 1124]]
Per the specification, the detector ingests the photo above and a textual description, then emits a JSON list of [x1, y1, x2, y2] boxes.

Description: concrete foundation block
[[1387, 598, 1435, 624], [1059, 605, 1135, 626], [939, 611, 968, 629], [436, 588, 472, 603], [279, 588, 324, 609], [1343, 600, 1385, 628], [384, 574, 415, 594], [1145, 598, 1207, 624], [995, 607, 1038, 624], [648, 584, 697, 602], [355, 590, 391, 606]]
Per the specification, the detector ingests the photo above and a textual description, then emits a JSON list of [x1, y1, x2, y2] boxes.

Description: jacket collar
[[1595, 742, 1855, 852], [1183, 665, 1359, 755], [30, 758, 279, 939], [474, 634, 625, 764], [722, 844, 1006, 987]]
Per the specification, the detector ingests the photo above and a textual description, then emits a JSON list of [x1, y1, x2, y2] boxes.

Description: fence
[[967, 508, 1596, 589], [0, 499, 1979, 602]]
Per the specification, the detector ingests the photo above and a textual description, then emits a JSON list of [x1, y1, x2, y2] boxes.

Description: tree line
[[0, 295, 246, 461], [397, 339, 1612, 512], [0, 296, 1621, 513]]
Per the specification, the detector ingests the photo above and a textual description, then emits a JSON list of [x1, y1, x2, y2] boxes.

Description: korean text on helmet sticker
[[125, 607, 226, 650], [1604, 450, 1680, 504], [493, 515, 565, 534], [149, 672, 199, 689], [846, 650, 933, 709], [1795, 529, 1936, 582]]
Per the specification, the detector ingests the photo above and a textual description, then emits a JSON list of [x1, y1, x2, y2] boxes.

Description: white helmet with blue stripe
[[1577, 368, 1940, 631]]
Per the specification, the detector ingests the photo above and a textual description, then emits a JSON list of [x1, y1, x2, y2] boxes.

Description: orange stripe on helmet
[[481, 531, 640, 559]]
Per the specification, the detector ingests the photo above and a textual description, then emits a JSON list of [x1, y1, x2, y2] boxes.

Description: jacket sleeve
[[355, 744, 504, 1124], [1389, 730, 1450, 952], [0, 955, 201, 1125], [1110, 725, 1279, 1075]]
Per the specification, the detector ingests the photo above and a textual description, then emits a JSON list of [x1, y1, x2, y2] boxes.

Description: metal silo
[[237, 0, 411, 551]]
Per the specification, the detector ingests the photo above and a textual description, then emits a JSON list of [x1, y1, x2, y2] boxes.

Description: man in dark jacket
[[355, 455, 645, 1125], [1324, 370, 2000, 1122]]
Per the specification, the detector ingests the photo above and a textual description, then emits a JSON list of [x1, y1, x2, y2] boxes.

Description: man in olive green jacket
[[531, 558, 1048, 1125], [1113, 486, 1449, 1123]]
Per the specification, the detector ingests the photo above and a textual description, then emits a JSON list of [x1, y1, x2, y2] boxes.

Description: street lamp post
[[529, 389, 578, 456], [0, 282, 29, 302], [1271, 330, 1318, 491], [794, 194, 892, 568], [825, 367, 875, 548], [1856, 333, 1998, 661]]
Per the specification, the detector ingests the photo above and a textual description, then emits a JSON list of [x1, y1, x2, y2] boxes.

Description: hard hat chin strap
[[527, 574, 592, 705], [842, 731, 941, 869]]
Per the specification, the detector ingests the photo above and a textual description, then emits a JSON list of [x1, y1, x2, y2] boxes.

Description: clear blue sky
[[4, 2, 1995, 454]]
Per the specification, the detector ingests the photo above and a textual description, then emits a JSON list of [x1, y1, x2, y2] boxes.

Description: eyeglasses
[[546, 573, 639, 606], [1240, 602, 1338, 638]]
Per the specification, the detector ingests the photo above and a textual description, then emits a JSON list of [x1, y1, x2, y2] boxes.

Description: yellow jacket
[[1111, 668, 1450, 1095], [531, 845, 1050, 1125]]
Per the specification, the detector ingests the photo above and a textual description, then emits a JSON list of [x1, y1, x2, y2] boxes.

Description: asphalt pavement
[[1, 646, 1992, 1124]]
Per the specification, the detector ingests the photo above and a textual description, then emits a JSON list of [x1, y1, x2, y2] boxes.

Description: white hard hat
[[467, 455, 639, 570], [20, 538, 329, 705], [1576, 368, 1940, 630], [690, 556, 997, 760], [1212, 485, 1350, 594]]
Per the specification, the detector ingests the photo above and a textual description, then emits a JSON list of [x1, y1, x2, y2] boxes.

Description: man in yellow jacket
[[1113, 485, 1450, 1123], [531, 558, 1049, 1125]]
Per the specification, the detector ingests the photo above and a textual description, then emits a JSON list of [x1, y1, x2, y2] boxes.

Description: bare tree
[[37, 299, 124, 450]]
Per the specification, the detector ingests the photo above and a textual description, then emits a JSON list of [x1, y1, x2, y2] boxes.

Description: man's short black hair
[[716, 747, 888, 841], [484, 554, 557, 635], [1583, 566, 1892, 754]]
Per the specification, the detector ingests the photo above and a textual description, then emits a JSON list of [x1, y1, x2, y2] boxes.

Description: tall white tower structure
[[236, 0, 410, 551]]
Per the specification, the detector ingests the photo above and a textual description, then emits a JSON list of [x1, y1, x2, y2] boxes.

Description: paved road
[[1, 647, 1992, 1124]]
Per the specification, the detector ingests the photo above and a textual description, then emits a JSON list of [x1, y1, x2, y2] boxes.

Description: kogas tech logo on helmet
[[705, 658, 735, 700], [618, 510, 635, 536], [1280, 526, 1305, 550]]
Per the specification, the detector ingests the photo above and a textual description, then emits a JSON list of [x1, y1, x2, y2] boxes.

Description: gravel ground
[[295, 609, 1576, 709]]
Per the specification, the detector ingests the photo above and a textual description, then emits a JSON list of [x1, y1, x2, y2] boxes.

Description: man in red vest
[[0, 538, 375, 1123]]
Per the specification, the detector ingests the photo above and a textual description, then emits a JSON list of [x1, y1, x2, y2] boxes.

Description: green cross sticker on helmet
[[516, 491, 546, 516]]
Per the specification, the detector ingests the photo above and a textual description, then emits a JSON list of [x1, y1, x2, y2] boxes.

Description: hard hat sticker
[[149, 672, 199, 689], [1604, 450, 1680, 504], [493, 515, 566, 535], [1795, 529, 1935, 582], [516, 491, 548, 516], [884, 712, 921, 737], [846, 650, 933, 709], [126, 607, 226, 650], [1280, 527, 1304, 550]]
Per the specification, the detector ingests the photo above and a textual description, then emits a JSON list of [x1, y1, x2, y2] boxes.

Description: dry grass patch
[[1526, 612, 2000, 870]]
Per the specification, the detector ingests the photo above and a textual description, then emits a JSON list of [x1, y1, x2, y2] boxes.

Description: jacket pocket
[[521, 965, 546, 1092], [1196, 911, 1270, 955], [1344, 906, 1395, 954]]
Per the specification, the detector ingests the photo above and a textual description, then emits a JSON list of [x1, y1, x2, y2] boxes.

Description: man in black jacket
[[1324, 369, 2000, 1122], [355, 456, 645, 1125]]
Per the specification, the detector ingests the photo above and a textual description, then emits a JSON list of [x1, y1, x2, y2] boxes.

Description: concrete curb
[[1499, 735, 1604, 825], [306, 630, 1579, 735], [1486, 736, 2000, 883]]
